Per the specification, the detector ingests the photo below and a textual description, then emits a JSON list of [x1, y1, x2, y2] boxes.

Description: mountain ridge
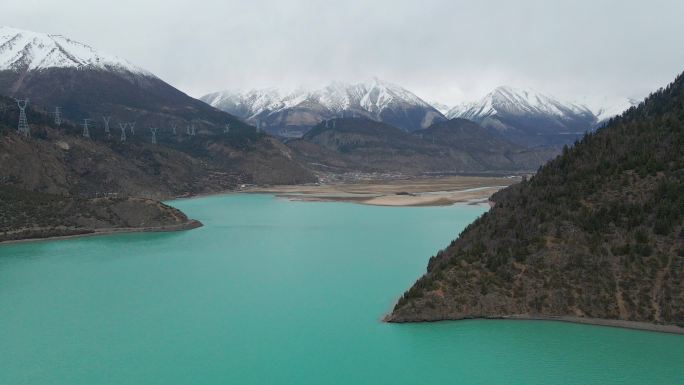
[[287, 117, 557, 175], [201, 78, 446, 136], [0, 26, 151, 76], [0, 26, 316, 202], [446, 86, 598, 146]]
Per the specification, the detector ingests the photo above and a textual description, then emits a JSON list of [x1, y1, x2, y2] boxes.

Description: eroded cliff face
[[388, 73, 684, 328]]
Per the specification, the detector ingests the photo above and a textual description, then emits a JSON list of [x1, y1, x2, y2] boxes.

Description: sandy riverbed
[[246, 175, 521, 206]]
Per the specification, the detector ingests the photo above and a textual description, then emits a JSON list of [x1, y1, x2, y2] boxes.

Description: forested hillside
[[388, 72, 684, 327]]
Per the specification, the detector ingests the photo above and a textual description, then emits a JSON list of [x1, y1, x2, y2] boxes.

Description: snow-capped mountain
[[0, 26, 249, 138], [447, 86, 593, 121], [593, 97, 640, 123], [202, 79, 446, 136], [0, 26, 151, 76], [447, 86, 598, 146], [0, 26, 313, 189]]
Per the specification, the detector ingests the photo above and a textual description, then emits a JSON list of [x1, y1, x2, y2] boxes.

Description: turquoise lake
[[1, 194, 682, 384]]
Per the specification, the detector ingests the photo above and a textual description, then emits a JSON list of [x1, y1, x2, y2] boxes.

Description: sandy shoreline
[[246, 175, 519, 207], [0, 220, 203, 246]]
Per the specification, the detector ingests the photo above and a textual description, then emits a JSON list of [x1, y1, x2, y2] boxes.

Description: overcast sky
[[3, 0, 684, 108]]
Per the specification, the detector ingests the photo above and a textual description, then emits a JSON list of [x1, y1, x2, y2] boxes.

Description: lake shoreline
[[387, 314, 684, 335], [2, 176, 512, 245], [0, 220, 203, 246], [3, 191, 683, 384]]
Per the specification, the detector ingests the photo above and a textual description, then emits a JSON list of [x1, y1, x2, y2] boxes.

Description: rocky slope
[[202, 79, 446, 136], [416, 119, 558, 171], [389, 72, 684, 328], [0, 96, 314, 199], [287, 117, 556, 175], [0, 98, 312, 241]]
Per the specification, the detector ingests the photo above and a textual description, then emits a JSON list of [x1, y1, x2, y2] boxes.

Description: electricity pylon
[[82, 119, 92, 138], [102, 116, 111, 136], [119, 123, 127, 142], [16, 99, 30, 137], [54, 107, 62, 126]]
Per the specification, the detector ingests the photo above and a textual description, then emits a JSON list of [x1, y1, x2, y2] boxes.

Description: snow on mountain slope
[[447, 86, 593, 120], [205, 78, 438, 117], [429, 101, 451, 115], [0, 26, 151, 76], [0, 25, 256, 142], [446, 86, 598, 146], [593, 97, 640, 123], [201, 78, 445, 134]]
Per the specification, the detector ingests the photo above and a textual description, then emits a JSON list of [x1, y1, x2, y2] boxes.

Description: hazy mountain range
[[0, 24, 636, 148], [204, 83, 637, 146], [0, 24, 640, 191], [0, 24, 561, 207], [200, 79, 446, 136]]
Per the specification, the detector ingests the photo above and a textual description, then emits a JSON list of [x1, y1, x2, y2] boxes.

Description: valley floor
[[245, 175, 521, 206]]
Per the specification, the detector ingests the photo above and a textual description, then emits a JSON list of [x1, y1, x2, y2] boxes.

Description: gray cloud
[[3, 0, 684, 108]]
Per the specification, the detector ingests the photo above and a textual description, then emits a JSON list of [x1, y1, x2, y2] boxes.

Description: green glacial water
[[0, 194, 682, 385]]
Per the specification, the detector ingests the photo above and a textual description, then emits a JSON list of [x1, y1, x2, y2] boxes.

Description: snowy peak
[[359, 77, 434, 112], [446, 86, 599, 146], [202, 79, 445, 133], [0, 26, 151, 76], [448, 86, 593, 120], [205, 79, 436, 117], [326, 79, 432, 112], [204, 87, 285, 116]]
